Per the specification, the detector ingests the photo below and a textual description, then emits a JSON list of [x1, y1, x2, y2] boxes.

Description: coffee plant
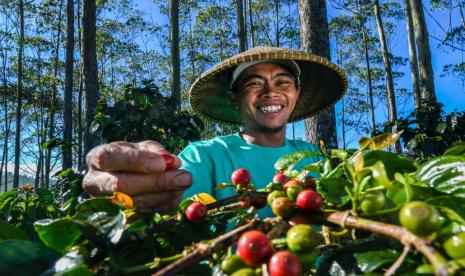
[[1, 132, 465, 275]]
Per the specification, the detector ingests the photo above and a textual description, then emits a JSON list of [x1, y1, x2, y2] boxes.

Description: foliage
[[91, 80, 204, 153], [0, 132, 463, 275], [387, 101, 465, 162]]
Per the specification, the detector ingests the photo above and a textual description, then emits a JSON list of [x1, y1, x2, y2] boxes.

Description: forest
[[0, 0, 465, 275]]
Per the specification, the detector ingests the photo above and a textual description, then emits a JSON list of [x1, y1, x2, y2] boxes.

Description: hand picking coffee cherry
[[185, 202, 208, 222], [268, 251, 302, 276], [296, 190, 323, 213], [236, 230, 274, 266], [231, 168, 251, 187]]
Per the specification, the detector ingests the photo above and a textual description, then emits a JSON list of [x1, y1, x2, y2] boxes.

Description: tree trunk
[[275, 0, 280, 47], [409, 0, 436, 102], [82, 0, 100, 160], [361, 24, 376, 137], [248, 0, 255, 48], [0, 17, 10, 190], [63, 0, 74, 170], [13, 0, 25, 189], [77, 0, 83, 171], [403, 0, 421, 109], [236, 0, 247, 52], [170, 0, 181, 111], [299, 0, 338, 150], [45, 0, 64, 188], [373, 0, 400, 153]]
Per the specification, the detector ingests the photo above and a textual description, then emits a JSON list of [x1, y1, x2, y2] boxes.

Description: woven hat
[[188, 46, 348, 124]]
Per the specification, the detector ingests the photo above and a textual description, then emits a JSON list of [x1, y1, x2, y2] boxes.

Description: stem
[[320, 212, 449, 276], [385, 245, 410, 276], [146, 192, 265, 235], [153, 219, 261, 276]]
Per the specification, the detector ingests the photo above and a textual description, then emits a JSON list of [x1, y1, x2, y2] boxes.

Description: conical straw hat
[[189, 46, 348, 124]]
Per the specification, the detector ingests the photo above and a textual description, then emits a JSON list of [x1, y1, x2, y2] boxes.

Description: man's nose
[[263, 82, 279, 97]]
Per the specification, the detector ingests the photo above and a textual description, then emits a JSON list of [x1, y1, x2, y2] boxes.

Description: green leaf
[[73, 199, 126, 244], [370, 131, 403, 150], [317, 178, 351, 207], [36, 187, 54, 205], [34, 218, 81, 254], [49, 250, 93, 276], [0, 240, 59, 274], [354, 250, 398, 272], [274, 151, 322, 172], [363, 151, 417, 180], [386, 181, 412, 206], [427, 196, 465, 222], [415, 155, 465, 196], [444, 143, 465, 156], [366, 161, 392, 188], [0, 220, 29, 241]]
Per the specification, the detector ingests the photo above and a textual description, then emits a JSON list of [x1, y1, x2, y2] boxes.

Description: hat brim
[[189, 47, 348, 125]]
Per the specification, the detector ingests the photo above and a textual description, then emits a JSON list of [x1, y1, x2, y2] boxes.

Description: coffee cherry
[[288, 214, 312, 226], [359, 190, 385, 214], [296, 190, 323, 213], [236, 230, 273, 266], [231, 168, 251, 187], [231, 268, 256, 276], [283, 179, 302, 192], [221, 255, 246, 274], [268, 191, 286, 206], [160, 153, 176, 170], [273, 172, 290, 184], [399, 201, 440, 236], [303, 176, 316, 190], [239, 201, 251, 208], [185, 202, 207, 222], [286, 185, 303, 202], [286, 224, 319, 253], [268, 251, 302, 276], [443, 232, 465, 259], [271, 197, 295, 218]]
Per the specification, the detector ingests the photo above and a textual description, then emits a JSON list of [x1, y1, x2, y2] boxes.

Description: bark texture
[[409, 0, 436, 102], [170, 0, 181, 111], [404, 0, 421, 109], [299, 0, 338, 149], [82, 0, 100, 160], [236, 0, 247, 52], [63, 0, 74, 169]]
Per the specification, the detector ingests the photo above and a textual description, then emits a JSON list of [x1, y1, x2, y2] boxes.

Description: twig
[[384, 245, 410, 276], [152, 218, 261, 276], [321, 212, 449, 276], [146, 192, 266, 235]]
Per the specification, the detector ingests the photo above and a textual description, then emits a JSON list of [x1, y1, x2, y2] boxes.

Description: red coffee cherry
[[160, 153, 176, 170], [268, 251, 302, 276], [303, 176, 316, 190], [273, 172, 290, 184], [296, 190, 323, 213], [185, 202, 207, 222], [231, 168, 251, 187], [236, 230, 273, 266]]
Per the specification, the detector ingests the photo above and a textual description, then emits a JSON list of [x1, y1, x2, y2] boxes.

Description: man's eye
[[277, 80, 291, 85]]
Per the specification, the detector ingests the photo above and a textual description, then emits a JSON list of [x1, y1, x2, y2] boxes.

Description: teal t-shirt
[[179, 133, 321, 217]]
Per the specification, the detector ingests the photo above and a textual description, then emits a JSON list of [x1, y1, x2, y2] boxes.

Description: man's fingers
[[137, 141, 182, 169], [82, 169, 192, 196], [132, 191, 184, 210], [86, 142, 177, 173]]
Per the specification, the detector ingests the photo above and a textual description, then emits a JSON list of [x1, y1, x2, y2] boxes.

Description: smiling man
[[83, 46, 347, 214]]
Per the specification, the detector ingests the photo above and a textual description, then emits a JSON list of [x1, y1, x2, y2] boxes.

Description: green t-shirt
[[179, 133, 321, 217]]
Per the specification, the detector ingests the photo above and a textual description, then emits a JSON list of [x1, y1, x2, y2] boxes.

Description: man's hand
[[83, 141, 192, 213]]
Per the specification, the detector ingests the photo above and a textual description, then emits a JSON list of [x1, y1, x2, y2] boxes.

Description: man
[[83, 46, 347, 214]]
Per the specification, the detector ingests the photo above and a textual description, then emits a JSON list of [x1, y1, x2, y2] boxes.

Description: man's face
[[234, 63, 300, 133]]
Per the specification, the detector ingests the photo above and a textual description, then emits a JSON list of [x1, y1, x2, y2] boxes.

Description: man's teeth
[[259, 105, 283, 113]]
